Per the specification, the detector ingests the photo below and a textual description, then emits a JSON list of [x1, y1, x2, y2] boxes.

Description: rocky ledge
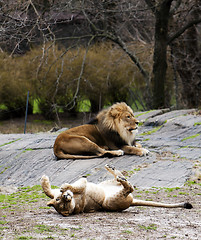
[[0, 109, 200, 190]]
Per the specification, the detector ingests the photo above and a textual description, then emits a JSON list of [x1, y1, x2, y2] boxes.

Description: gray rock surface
[[0, 109, 200, 189]]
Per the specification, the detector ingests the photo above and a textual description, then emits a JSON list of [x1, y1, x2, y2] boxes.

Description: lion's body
[[53, 102, 149, 159], [41, 165, 192, 216]]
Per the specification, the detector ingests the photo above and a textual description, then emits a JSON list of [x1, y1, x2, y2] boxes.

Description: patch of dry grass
[[0, 114, 84, 134]]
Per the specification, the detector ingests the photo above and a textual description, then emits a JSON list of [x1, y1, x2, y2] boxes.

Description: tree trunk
[[152, 1, 172, 109]]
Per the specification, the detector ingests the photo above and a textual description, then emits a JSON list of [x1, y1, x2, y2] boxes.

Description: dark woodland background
[[0, 0, 201, 123]]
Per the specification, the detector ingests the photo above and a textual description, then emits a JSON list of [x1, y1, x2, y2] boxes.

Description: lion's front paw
[[140, 148, 150, 156], [114, 150, 124, 156]]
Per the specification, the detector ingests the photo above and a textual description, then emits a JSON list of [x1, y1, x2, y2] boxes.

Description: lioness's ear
[[47, 199, 55, 207]]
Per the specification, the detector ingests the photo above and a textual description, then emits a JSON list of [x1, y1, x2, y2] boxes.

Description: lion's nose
[[135, 121, 139, 125]]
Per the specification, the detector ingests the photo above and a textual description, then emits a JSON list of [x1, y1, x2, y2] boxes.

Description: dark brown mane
[[87, 118, 98, 125], [103, 128, 127, 148]]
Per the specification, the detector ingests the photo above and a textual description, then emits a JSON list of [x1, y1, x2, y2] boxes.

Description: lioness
[[54, 102, 149, 159], [41, 164, 193, 216]]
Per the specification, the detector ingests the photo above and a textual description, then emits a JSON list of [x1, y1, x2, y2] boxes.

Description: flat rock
[[144, 109, 196, 126], [129, 160, 192, 188], [0, 109, 200, 189]]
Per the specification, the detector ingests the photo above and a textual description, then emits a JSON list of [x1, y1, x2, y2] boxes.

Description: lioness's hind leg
[[105, 164, 124, 178]]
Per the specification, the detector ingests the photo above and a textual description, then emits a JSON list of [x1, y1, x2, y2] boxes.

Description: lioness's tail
[[131, 199, 193, 209]]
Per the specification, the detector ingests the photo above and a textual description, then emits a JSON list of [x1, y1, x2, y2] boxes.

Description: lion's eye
[[127, 115, 131, 119]]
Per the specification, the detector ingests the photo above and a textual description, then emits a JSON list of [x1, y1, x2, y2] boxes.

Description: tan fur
[[53, 102, 149, 159], [41, 165, 193, 216]]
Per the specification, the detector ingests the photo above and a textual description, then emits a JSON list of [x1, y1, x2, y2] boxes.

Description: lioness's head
[[47, 190, 75, 217], [97, 102, 139, 146], [41, 176, 75, 216]]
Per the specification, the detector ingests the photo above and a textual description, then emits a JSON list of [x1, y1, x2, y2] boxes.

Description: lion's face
[[97, 102, 139, 146], [47, 190, 75, 216], [119, 110, 139, 132], [116, 108, 139, 146]]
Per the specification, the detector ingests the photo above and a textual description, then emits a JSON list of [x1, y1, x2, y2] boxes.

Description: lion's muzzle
[[128, 127, 138, 132]]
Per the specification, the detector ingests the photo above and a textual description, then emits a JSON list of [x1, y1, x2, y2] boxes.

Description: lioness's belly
[[83, 183, 105, 212]]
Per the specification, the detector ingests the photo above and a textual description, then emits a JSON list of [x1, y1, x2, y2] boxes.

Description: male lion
[[41, 164, 192, 216], [53, 102, 149, 159]]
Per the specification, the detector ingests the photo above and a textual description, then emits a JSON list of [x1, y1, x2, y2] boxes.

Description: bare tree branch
[[144, 0, 158, 15], [66, 35, 95, 110], [167, 18, 201, 44]]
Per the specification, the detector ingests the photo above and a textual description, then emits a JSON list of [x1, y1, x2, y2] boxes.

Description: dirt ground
[[0, 182, 200, 240], [0, 112, 201, 239]]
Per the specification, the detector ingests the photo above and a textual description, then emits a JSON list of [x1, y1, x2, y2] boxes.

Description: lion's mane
[[89, 102, 136, 147]]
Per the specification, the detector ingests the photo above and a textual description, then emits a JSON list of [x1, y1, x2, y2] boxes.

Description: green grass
[[34, 224, 54, 233], [22, 148, 34, 153], [0, 220, 8, 225], [178, 192, 189, 195], [185, 180, 197, 186], [140, 125, 162, 136], [138, 224, 157, 231], [135, 195, 142, 198], [122, 230, 133, 234], [181, 134, 200, 141], [180, 145, 199, 149], [133, 168, 141, 171], [15, 237, 34, 240], [164, 187, 180, 192], [194, 122, 201, 126], [0, 184, 60, 210], [0, 138, 21, 147], [0, 166, 10, 174], [135, 110, 155, 117], [0, 185, 49, 210]]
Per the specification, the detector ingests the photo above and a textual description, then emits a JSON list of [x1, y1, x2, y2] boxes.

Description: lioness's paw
[[117, 176, 127, 182], [60, 183, 70, 192], [105, 164, 115, 171], [140, 148, 150, 156], [41, 175, 49, 182], [41, 175, 50, 187]]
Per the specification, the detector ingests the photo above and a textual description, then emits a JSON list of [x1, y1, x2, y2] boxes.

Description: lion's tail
[[55, 151, 103, 160]]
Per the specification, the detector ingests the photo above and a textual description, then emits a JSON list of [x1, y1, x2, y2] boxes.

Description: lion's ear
[[109, 107, 120, 118]]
